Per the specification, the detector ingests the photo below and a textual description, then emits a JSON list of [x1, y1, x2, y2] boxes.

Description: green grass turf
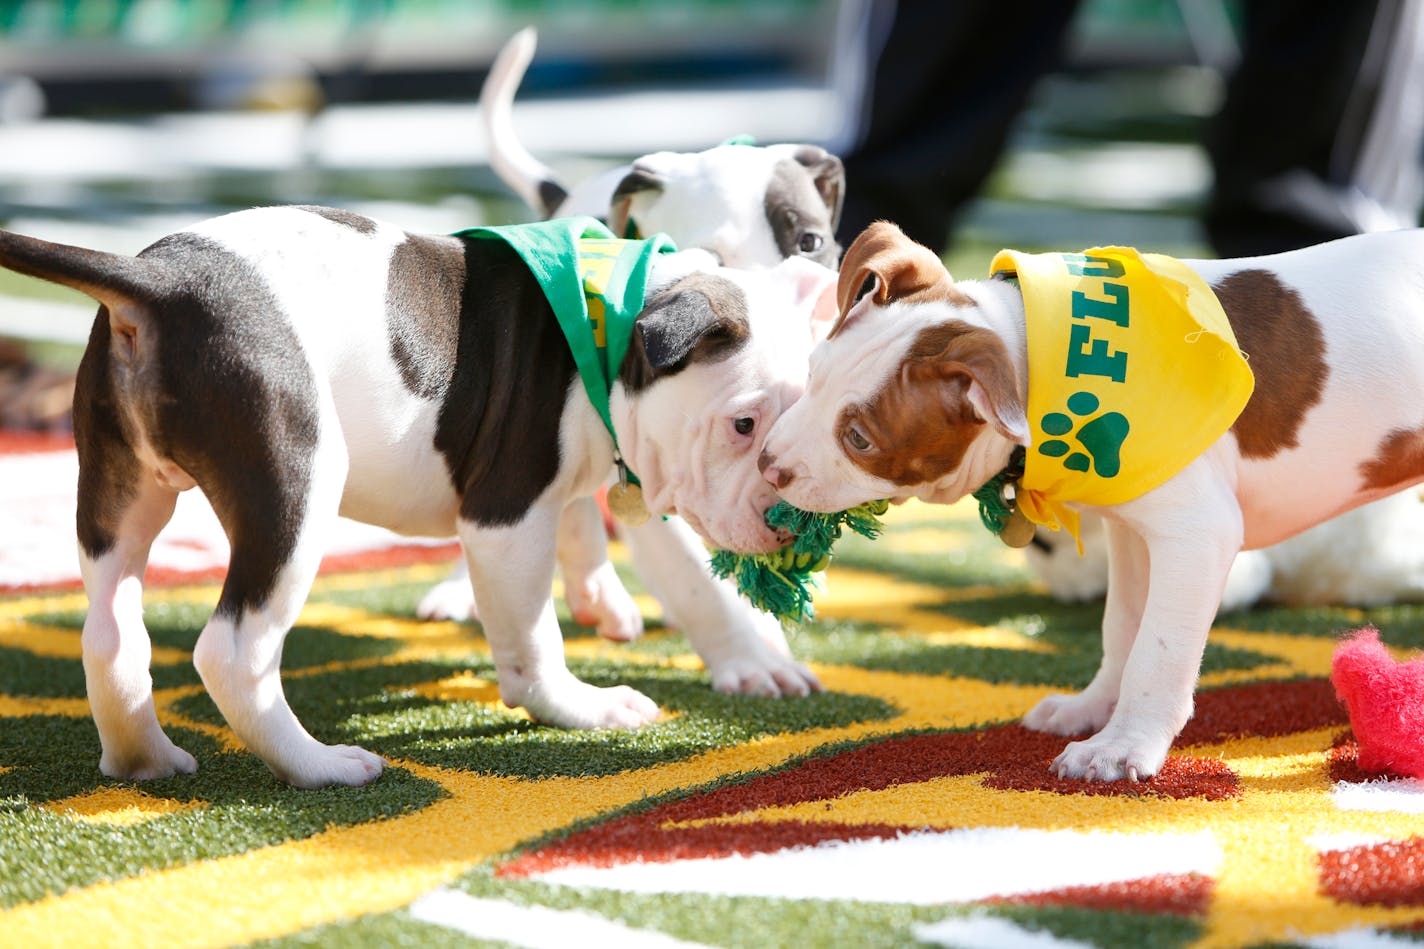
[[1, 500, 1416, 946]]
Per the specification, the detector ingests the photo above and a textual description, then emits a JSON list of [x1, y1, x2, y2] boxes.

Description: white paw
[[708, 647, 823, 698], [1050, 727, 1169, 783], [416, 578, 479, 622], [100, 737, 199, 781], [273, 742, 385, 789], [565, 563, 644, 642], [520, 678, 662, 730], [1022, 691, 1115, 737]]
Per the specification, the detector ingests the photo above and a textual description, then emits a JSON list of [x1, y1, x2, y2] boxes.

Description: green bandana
[[453, 218, 677, 477]]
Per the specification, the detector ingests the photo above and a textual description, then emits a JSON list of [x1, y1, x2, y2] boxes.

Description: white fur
[[764, 229, 1424, 782]]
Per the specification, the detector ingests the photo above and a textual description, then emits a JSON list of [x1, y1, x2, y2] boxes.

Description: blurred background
[[0, 0, 1245, 425]]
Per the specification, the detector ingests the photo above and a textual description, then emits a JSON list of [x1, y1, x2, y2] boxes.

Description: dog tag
[[998, 508, 1037, 548], [608, 460, 650, 526], [607, 482, 650, 526]]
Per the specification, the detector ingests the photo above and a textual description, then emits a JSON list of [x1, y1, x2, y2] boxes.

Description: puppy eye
[[846, 427, 871, 451], [734, 417, 756, 436], [798, 232, 824, 254]]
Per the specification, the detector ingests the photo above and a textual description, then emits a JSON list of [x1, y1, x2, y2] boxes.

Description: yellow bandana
[[987, 247, 1254, 541]]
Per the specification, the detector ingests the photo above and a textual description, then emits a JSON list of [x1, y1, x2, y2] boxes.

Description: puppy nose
[[758, 449, 796, 489]]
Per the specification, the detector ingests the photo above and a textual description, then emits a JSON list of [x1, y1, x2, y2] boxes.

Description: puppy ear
[[623, 273, 749, 387], [831, 221, 966, 338], [912, 324, 1029, 445], [609, 163, 666, 238], [792, 144, 846, 231]]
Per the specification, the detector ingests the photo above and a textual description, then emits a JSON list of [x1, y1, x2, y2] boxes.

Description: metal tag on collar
[[607, 455, 650, 527], [972, 446, 1034, 548], [997, 481, 1036, 549]]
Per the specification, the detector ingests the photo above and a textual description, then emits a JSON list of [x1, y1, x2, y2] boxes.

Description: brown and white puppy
[[760, 219, 1424, 782], [0, 205, 835, 788]]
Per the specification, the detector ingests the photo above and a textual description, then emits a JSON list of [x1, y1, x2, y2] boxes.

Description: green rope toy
[[710, 499, 889, 624]]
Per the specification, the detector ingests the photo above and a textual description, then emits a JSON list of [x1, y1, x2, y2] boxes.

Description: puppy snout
[[757, 448, 795, 489]]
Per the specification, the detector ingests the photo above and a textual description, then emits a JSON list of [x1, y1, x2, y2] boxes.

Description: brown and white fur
[[760, 220, 1424, 783], [0, 205, 836, 788], [414, 26, 846, 636]]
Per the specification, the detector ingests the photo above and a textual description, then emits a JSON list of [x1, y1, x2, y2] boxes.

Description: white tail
[[479, 27, 567, 217]]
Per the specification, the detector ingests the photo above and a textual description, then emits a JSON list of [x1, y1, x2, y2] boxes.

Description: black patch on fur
[[537, 179, 570, 219], [764, 158, 842, 268], [612, 166, 665, 202], [73, 309, 141, 559], [296, 205, 378, 234], [620, 273, 749, 393], [433, 237, 580, 527], [793, 144, 846, 231], [109, 232, 320, 618], [386, 234, 466, 399]]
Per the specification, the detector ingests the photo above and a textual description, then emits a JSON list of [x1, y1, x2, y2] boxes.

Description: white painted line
[[407, 889, 716, 949], [1305, 929, 1420, 949], [530, 827, 1221, 906], [915, 914, 1100, 949]]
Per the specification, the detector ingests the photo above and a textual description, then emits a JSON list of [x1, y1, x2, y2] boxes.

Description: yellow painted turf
[[2, 500, 1420, 948]]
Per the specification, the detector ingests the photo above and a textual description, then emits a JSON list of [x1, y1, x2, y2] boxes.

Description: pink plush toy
[[1331, 627, 1424, 779]]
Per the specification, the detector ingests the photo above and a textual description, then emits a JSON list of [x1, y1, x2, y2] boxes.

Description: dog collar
[[971, 446, 1036, 548], [985, 246, 1254, 544], [453, 218, 677, 516]]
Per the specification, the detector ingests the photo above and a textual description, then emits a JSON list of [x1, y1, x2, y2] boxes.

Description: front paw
[[1050, 727, 1170, 783], [565, 563, 644, 642], [517, 675, 662, 729], [707, 645, 823, 698], [100, 736, 199, 781], [270, 742, 385, 789], [1022, 690, 1115, 736]]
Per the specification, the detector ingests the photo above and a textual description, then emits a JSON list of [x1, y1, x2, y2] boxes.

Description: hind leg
[[79, 472, 197, 780], [191, 437, 383, 788]]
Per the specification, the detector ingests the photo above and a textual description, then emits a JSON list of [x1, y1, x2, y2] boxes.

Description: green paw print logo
[[1039, 392, 1130, 478]]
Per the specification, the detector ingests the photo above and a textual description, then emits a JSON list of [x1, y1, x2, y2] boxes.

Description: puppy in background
[[481, 28, 843, 266], [419, 27, 846, 684], [1027, 492, 1424, 612]]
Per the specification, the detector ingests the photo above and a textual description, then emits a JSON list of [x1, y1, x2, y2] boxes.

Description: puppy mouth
[[683, 509, 787, 555]]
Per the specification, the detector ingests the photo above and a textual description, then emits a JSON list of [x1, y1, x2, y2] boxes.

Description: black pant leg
[[1205, 0, 1424, 256], [834, 0, 1081, 253]]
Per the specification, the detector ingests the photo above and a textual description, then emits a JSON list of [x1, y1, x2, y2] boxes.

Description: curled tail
[[479, 27, 569, 218], [0, 228, 168, 355]]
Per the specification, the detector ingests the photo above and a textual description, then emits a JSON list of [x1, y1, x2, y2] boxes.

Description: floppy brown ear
[[910, 323, 1029, 444], [830, 221, 964, 337]]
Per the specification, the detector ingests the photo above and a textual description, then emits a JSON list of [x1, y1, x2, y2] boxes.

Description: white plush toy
[[1025, 489, 1424, 612]]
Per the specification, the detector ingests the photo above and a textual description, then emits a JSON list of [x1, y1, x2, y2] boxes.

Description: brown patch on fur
[[1213, 269, 1329, 459], [842, 321, 1022, 486], [830, 221, 972, 337], [1360, 425, 1424, 492]]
